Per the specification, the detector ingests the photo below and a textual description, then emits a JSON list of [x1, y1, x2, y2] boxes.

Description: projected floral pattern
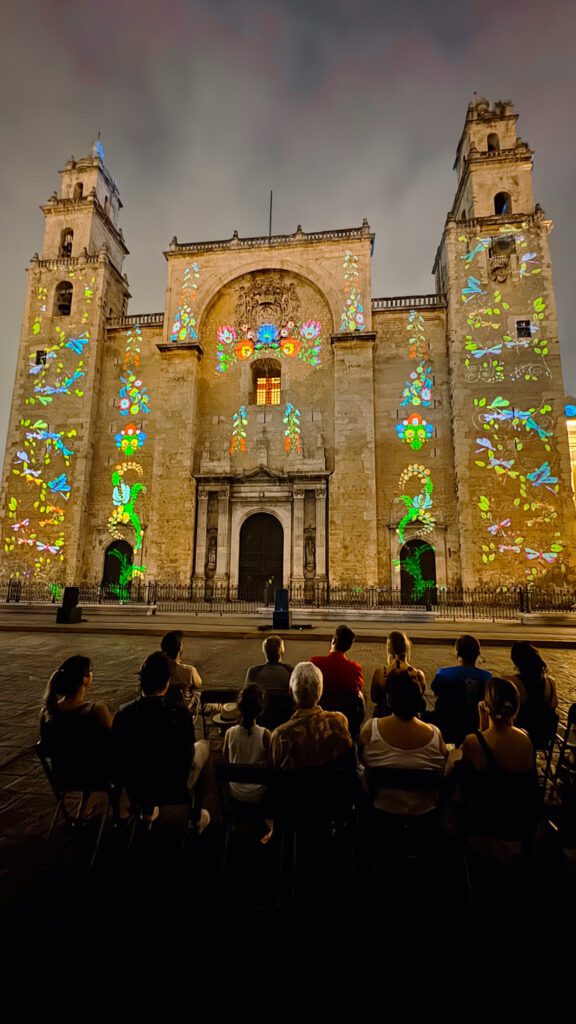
[[395, 413, 434, 451], [283, 403, 301, 453], [458, 223, 565, 581], [216, 318, 322, 374], [400, 363, 433, 407], [396, 465, 435, 543], [230, 405, 248, 455], [4, 272, 95, 578], [393, 542, 436, 601], [393, 310, 437, 597], [340, 250, 365, 332], [107, 324, 150, 552], [170, 263, 200, 343]]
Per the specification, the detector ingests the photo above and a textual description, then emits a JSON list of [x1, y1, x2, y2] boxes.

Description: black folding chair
[[276, 758, 360, 905], [35, 738, 111, 870], [364, 766, 446, 888]]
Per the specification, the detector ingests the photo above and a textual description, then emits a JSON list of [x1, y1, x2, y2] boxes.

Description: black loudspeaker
[[56, 586, 82, 623], [273, 588, 291, 629], [62, 586, 79, 609]]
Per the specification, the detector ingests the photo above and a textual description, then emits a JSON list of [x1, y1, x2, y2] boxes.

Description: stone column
[[193, 491, 209, 586], [315, 487, 327, 579], [292, 491, 305, 583], [330, 332, 378, 584], [215, 486, 230, 582]]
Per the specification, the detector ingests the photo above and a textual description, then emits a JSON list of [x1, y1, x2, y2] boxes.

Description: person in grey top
[[245, 635, 293, 729]]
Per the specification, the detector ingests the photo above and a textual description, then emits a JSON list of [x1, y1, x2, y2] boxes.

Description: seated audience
[[223, 683, 273, 842], [460, 676, 539, 842], [245, 634, 293, 729], [371, 630, 425, 719], [113, 651, 209, 827], [270, 662, 353, 769], [509, 641, 558, 749], [359, 671, 447, 814], [40, 655, 112, 795], [160, 630, 202, 716], [431, 634, 492, 745], [311, 624, 365, 736]]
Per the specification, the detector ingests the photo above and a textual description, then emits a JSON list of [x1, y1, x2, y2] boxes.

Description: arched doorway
[[238, 513, 283, 601], [399, 540, 437, 605], [102, 540, 133, 599]]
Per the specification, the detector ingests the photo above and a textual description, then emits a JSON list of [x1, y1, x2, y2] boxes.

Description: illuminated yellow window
[[256, 376, 281, 406]]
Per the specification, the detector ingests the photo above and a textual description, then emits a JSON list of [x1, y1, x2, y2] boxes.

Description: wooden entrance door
[[238, 513, 283, 601]]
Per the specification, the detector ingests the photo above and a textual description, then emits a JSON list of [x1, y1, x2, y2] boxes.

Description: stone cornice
[[331, 331, 376, 345], [431, 209, 548, 274], [165, 223, 375, 259], [156, 341, 203, 355]]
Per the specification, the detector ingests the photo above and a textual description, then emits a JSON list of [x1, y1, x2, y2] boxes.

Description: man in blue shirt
[[431, 634, 492, 745]]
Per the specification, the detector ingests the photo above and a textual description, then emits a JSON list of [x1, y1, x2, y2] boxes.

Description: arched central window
[[73, 182, 83, 201], [252, 358, 281, 406]]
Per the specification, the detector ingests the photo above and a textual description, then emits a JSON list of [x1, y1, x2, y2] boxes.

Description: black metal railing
[[3, 580, 576, 620]]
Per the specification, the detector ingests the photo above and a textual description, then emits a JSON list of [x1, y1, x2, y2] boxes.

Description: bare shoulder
[[94, 703, 113, 729], [461, 732, 480, 761], [359, 717, 374, 747]]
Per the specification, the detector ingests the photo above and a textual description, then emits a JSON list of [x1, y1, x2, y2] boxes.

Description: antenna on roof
[[268, 190, 273, 242]]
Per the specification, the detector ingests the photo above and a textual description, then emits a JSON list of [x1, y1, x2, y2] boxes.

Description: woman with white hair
[[269, 662, 353, 769]]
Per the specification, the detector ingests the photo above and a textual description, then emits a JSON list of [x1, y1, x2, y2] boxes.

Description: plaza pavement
[[1, 609, 575, 943]]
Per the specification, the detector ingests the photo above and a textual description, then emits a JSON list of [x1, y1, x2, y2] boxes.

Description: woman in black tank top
[[460, 677, 539, 842]]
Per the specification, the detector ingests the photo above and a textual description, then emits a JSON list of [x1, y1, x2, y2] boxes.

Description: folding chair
[[544, 703, 576, 797], [276, 758, 361, 905], [35, 738, 111, 871], [216, 764, 278, 865], [364, 766, 446, 890]]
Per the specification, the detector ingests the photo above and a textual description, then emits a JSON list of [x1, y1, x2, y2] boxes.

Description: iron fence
[[3, 579, 576, 620]]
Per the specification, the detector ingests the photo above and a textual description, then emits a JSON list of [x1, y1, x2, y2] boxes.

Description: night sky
[[1, 0, 575, 459]]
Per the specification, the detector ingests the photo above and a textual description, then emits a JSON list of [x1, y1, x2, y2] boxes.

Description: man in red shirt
[[311, 624, 365, 736]]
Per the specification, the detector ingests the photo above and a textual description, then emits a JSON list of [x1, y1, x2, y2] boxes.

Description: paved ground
[[1, 613, 575, 946]]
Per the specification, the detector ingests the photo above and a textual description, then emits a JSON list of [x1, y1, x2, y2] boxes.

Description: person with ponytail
[[40, 656, 112, 792], [370, 630, 426, 719], [460, 677, 539, 842], [223, 683, 273, 842], [509, 641, 558, 749]]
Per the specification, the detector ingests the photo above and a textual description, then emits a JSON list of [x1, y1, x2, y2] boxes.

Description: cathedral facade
[[2, 98, 575, 599]]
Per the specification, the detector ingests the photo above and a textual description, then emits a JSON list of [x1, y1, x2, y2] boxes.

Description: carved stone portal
[[234, 272, 301, 326]]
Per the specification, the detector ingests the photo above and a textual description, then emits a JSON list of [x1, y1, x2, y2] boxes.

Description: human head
[[387, 671, 423, 721], [262, 634, 284, 664], [238, 683, 265, 732], [455, 634, 481, 665], [139, 651, 172, 696], [43, 655, 93, 715], [510, 641, 547, 679], [485, 676, 519, 725], [332, 624, 355, 653], [290, 662, 323, 709], [387, 630, 410, 663], [160, 630, 184, 660]]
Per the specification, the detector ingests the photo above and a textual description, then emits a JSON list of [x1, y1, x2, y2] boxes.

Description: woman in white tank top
[[359, 670, 448, 814]]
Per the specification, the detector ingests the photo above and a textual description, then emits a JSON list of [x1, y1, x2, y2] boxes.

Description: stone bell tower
[[0, 140, 130, 582], [434, 98, 576, 587]]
